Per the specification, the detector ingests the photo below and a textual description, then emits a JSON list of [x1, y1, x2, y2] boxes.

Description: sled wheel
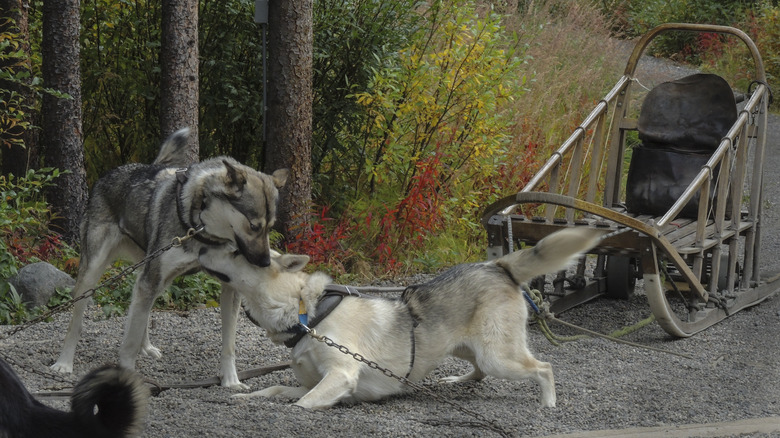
[[606, 255, 637, 299], [529, 275, 546, 293], [716, 253, 740, 292]]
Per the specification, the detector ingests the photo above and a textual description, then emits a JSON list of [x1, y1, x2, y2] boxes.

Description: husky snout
[[236, 235, 271, 267]]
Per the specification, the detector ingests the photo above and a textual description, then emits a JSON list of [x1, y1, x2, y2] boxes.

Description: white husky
[[198, 228, 602, 409]]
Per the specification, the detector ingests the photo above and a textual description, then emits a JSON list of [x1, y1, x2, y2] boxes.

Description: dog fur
[[1, 357, 148, 438], [51, 128, 288, 389], [197, 227, 603, 409]]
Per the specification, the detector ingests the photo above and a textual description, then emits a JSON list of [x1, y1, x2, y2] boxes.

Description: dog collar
[[174, 168, 225, 246], [298, 298, 308, 326], [283, 285, 362, 348]]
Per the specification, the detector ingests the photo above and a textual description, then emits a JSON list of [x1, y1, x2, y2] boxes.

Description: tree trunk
[[265, 0, 314, 238], [0, 0, 37, 176], [160, 0, 199, 163], [41, 0, 87, 245]]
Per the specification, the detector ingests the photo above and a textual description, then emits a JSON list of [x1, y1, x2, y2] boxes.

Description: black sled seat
[[626, 73, 737, 218]]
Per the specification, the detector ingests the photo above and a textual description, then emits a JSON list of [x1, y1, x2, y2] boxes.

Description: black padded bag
[[625, 74, 737, 217]]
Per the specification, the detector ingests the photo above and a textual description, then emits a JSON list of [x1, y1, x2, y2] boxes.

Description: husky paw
[[439, 374, 481, 384], [232, 391, 263, 400], [541, 395, 556, 408], [222, 377, 250, 391], [50, 362, 73, 374], [438, 375, 461, 384], [140, 345, 162, 359]]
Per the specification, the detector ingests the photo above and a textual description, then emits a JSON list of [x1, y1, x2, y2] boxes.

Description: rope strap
[[523, 287, 693, 360]]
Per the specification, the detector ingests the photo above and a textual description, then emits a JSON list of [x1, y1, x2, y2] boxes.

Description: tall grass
[[506, 1, 624, 166]]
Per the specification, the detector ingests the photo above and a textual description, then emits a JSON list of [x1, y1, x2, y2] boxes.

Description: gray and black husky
[[51, 128, 288, 389]]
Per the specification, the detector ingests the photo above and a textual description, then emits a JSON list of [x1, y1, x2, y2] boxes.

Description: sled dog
[[1, 357, 148, 438], [198, 227, 603, 409], [51, 128, 289, 389]]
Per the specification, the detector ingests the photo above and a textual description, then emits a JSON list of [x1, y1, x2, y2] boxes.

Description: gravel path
[[2, 43, 780, 438]]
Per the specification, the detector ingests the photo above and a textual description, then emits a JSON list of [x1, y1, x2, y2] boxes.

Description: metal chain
[[0, 226, 204, 341], [301, 324, 513, 438], [0, 351, 77, 388]]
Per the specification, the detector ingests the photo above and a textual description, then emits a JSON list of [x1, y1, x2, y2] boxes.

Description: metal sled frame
[[482, 23, 775, 337]]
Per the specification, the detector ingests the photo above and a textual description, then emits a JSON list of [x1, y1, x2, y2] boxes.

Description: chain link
[[302, 325, 512, 438], [0, 352, 77, 388]]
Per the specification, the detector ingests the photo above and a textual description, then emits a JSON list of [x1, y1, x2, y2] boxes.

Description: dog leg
[[51, 256, 113, 374], [51, 293, 90, 374], [477, 348, 557, 408], [119, 274, 162, 369], [233, 385, 310, 401], [440, 346, 487, 383], [294, 369, 360, 409], [139, 326, 162, 359], [219, 284, 249, 389]]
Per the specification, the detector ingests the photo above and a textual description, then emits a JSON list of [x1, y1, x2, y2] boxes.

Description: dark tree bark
[[265, 0, 314, 238], [160, 0, 199, 163], [0, 0, 37, 176], [41, 0, 87, 245]]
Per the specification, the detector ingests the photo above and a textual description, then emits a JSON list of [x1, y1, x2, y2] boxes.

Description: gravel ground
[[3, 41, 780, 438]]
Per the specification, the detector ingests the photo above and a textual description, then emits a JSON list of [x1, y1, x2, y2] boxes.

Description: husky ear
[[278, 254, 309, 272], [223, 160, 247, 192], [271, 168, 289, 189]]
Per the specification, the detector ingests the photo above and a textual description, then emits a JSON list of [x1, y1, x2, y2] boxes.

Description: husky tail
[[0, 358, 148, 438], [495, 228, 603, 284], [153, 127, 191, 166], [70, 365, 149, 438]]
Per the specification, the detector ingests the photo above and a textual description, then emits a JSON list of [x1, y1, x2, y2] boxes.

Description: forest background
[[1, 0, 779, 322]]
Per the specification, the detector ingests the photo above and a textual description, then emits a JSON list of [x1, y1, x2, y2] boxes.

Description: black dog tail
[[70, 365, 149, 438]]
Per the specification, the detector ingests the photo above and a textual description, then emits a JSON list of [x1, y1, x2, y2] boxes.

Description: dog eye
[[250, 223, 261, 232]]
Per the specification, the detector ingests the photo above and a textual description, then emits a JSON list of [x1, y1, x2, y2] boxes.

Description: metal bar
[[744, 88, 770, 284], [523, 76, 630, 194], [585, 105, 609, 204], [623, 23, 767, 83], [565, 136, 586, 222], [691, 176, 711, 281]]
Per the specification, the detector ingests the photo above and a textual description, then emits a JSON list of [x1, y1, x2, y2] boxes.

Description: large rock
[[8, 262, 75, 309]]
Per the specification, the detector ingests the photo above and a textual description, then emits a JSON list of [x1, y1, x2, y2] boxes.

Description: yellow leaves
[[351, 0, 528, 201], [353, 92, 374, 106]]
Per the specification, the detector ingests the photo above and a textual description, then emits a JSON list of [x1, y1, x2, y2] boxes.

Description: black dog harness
[[174, 168, 225, 246], [282, 284, 362, 348], [272, 284, 418, 379]]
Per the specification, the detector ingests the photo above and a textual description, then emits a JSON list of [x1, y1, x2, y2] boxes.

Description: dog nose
[[235, 236, 271, 267], [248, 252, 271, 267]]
